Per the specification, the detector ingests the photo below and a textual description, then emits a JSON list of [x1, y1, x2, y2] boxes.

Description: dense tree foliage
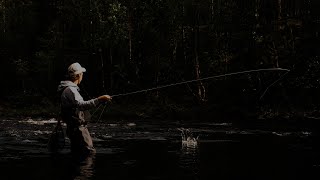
[[0, 0, 319, 120]]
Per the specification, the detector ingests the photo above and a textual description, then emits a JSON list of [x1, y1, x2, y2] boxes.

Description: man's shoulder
[[67, 86, 79, 93], [62, 86, 79, 95]]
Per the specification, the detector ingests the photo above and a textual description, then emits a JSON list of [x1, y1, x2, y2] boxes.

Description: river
[[0, 118, 319, 179]]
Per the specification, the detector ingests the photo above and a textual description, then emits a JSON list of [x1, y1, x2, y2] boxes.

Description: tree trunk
[[172, 36, 177, 64], [2, 0, 6, 33], [109, 47, 113, 94], [272, 42, 279, 68], [211, 0, 214, 22], [182, 2, 187, 65], [275, 0, 282, 68], [181, 1, 195, 98], [128, 7, 133, 63], [99, 48, 106, 93], [193, 0, 206, 103], [154, 54, 160, 98], [278, 0, 282, 21]]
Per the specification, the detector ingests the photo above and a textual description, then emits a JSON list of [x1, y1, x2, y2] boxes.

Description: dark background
[[0, 0, 320, 128]]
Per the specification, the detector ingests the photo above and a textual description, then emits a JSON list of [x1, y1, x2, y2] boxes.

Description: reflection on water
[[49, 152, 95, 180], [73, 154, 95, 180], [178, 128, 200, 179], [180, 141, 200, 179]]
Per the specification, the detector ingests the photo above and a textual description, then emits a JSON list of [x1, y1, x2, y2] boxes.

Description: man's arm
[[68, 87, 112, 111], [68, 87, 100, 110]]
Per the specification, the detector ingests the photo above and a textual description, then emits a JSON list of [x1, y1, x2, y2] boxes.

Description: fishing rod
[[93, 68, 290, 122], [111, 68, 290, 98]]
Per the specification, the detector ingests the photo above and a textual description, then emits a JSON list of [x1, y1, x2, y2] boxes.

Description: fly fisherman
[[57, 62, 112, 156]]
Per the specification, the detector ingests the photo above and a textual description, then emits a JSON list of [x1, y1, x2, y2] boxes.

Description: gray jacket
[[57, 81, 100, 127]]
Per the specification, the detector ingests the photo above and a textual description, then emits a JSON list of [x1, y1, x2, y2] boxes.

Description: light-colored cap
[[68, 62, 86, 75]]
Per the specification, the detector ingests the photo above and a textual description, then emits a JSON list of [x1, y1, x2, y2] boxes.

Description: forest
[[0, 0, 320, 127]]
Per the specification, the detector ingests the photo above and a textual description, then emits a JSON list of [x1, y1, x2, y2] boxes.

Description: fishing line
[[80, 85, 104, 121], [97, 104, 107, 123], [91, 103, 103, 118], [259, 70, 290, 100], [111, 68, 290, 98]]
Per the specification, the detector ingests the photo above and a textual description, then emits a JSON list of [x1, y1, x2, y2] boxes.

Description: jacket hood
[[57, 81, 79, 92]]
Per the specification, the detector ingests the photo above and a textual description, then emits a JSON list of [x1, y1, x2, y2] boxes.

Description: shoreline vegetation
[[1, 93, 319, 132]]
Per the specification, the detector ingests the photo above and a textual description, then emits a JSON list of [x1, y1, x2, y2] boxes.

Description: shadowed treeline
[[0, 0, 320, 124]]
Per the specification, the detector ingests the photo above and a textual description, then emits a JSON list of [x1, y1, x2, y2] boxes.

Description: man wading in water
[[57, 62, 112, 156]]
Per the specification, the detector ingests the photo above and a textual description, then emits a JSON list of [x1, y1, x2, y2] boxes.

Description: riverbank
[[1, 96, 319, 133]]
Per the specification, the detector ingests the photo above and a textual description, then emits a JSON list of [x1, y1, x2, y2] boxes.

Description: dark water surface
[[0, 118, 319, 180]]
